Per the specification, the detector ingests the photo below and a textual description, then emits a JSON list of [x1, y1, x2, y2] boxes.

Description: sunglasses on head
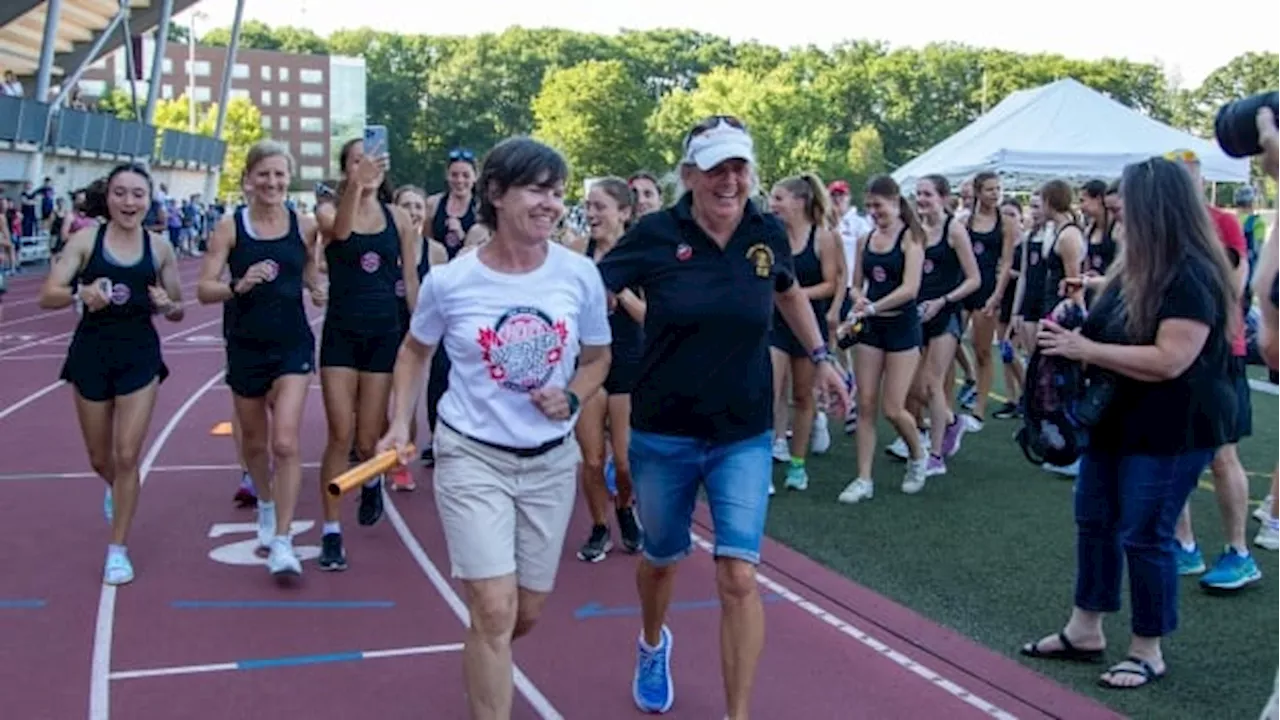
[[448, 148, 476, 163], [684, 115, 747, 146], [1163, 149, 1199, 164]]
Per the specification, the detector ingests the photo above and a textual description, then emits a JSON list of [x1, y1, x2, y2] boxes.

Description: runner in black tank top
[[908, 175, 982, 481], [390, 183, 449, 486], [428, 149, 479, 260], [41, 163, 184, 587], [1040, 218, 1085, 319], [573, 178, 644, 563], [314, 138, 418, 572], [767, 174, 841, 495], [198, 143, 323, 579], [422, 155, 479, 464], [956, 173, 1016, 429], [838, 177, 927, 506]]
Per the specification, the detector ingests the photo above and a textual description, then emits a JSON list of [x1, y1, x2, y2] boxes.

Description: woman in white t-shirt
[[379, 136, 612, 718]]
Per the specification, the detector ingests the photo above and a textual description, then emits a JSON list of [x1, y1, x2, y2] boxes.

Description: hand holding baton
[[326, 445, 415, 497]]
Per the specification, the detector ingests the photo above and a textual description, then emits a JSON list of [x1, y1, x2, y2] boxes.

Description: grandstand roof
[[1, 0, 202, 84]]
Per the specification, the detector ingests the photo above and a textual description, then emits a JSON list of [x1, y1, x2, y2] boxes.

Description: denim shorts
[[629, 429, 773, 566]]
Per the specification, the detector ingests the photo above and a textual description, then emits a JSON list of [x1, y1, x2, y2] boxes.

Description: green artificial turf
[[764, 375, 1277, 720]]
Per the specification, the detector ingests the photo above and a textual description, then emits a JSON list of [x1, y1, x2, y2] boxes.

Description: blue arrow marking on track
[[574, 593, 781, 620], [0, 599, 46, 609]]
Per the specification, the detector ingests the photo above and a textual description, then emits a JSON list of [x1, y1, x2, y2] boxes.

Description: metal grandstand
[[0, 0, 246, 179]]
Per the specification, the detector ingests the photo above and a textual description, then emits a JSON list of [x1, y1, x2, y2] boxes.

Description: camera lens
[[1215, 90, 1279, 159]]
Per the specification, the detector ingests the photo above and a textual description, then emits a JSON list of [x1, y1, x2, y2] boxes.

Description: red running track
[[0, 260, 1122, 719]]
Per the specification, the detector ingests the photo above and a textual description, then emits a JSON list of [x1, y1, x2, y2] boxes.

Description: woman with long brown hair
[[39, 163, 185, 585], [572, 177, 644, 562], [388, 184, 448, 490], [767, 173, 842, 491], [956, 171, 1018, 431], [313, 137, 418, 570], [837, 175, 926, 503], [904, 174, 980, 478], [1023, 156, 1237, 689]]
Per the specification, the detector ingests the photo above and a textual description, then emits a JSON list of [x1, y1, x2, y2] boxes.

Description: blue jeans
[[1073, 448, 1214, 638], [629, 430, 772, 566]]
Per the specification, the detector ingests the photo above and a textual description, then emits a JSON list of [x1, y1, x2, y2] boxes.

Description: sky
[[177, 0, 1278, 89]]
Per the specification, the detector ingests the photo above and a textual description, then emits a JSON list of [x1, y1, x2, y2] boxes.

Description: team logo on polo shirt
[[676, 243, 692, 261], [477, 306, 569, 392], [745, 243, 774, 278]]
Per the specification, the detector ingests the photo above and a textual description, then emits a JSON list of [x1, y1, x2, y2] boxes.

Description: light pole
[[186, 10, 206, 131]]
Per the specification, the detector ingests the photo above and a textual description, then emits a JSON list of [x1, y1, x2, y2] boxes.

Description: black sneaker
[[348, 448, 361, 464], [576, 524, 612, 562], [616, 506, 642, 554], [358, 478, 384, 526], [992, 401, 1022, 420], [420, 447, 434, 467], [318, 533, 347, 571]]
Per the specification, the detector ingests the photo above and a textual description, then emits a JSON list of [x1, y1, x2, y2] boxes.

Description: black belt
[[441, 420, 568, 458]]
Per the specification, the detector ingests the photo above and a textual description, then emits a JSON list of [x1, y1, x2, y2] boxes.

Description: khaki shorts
[[432, 422, 580, 593]]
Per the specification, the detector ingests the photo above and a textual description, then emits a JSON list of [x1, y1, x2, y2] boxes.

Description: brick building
[[80, 40, 366, 187]]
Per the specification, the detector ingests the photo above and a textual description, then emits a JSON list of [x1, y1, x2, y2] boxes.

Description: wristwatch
[[566, 390, 581, 416]]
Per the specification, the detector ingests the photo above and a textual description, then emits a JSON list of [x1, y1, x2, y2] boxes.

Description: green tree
[[532, 60, 656, 197], [845, 125, 886, 194], [647, 65, 833, 186], [153, 95, 266, 198], [200, 22, 328, 54]]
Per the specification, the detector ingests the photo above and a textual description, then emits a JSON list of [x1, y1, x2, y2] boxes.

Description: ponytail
[[898, 196, 926, 246], [775, 172, 832, 228]]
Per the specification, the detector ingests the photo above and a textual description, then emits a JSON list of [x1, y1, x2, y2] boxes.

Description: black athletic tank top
[[415, 236, 432, 281], [1086, 220, 1118, 275], [324, 203, 402, 335], [75, 224, 159, 334], [862, 226, 912, 310], [224, 208, 309, 343], [587, 236, 644, 365], [432, 193, 476, 260], [967, 210, 1003, 277], [919, 215, 961, 302], [1041, 222, 1080, 312]]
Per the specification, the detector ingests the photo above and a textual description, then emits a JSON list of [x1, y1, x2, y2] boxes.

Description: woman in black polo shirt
[[1021, 156, 1236, 690], [597, 116, 849, 718]]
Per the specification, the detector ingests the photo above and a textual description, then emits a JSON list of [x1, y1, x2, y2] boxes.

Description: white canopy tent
[[891, 77, 1251, 191]]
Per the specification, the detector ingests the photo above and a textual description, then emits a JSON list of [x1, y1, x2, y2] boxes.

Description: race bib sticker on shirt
[[477, 307, 569, 392], [360, 251, 381, 273]]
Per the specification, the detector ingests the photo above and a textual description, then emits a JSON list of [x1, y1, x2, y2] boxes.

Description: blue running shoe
[[633, 625, 674, 713], [1199, 547, 1262, 591], [1175, 544, 1205, 575]]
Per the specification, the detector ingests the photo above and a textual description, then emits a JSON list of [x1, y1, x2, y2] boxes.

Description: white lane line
[[382, 491, 564, 720], [109, 643, 465, 681], [689, 532, 1019, 720], [1248, 378, 1278, 396], [87, 370, 227, 720]]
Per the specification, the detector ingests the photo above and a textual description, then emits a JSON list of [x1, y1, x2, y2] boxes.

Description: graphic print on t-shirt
[[477, 306, 569, 392]]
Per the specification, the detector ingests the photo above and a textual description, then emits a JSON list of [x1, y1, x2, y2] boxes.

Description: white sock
[[323, 521, 341, 535], [364, 474, 382, 489]]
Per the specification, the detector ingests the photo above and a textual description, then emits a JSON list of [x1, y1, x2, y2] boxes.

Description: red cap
[[828, 180, 850, 195]]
